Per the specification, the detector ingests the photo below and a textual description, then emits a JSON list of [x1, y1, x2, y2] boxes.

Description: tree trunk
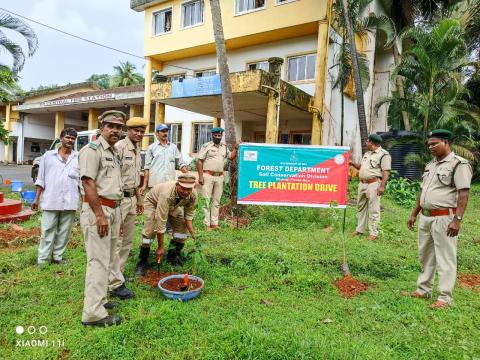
[[209, 0, 238, 203], [209, 0, 237, 148], [393, 42, 410, 131], [341, 0, 368, 154]]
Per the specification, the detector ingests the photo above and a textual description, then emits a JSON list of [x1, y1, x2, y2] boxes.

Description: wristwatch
[[455, 215, 462, 221]]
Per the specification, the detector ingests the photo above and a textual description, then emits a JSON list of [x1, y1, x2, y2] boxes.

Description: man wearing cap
[[79, 110, 132, 327], [407, 129, 472, 309], [197, 127, 238, 231], [350, 133, 391, 241], [108, 117, 148, 291], [136, 123, 188, 275], [139, 174, 197, 270], [139, 123, 188, 194]]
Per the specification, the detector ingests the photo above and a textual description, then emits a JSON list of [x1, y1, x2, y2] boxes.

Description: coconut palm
[[376, 19, 480, 167], [110, 61, 144, 87], [0, 12, 38, 74], [331, 0, 396, 144], [332, 0, 395, 147]]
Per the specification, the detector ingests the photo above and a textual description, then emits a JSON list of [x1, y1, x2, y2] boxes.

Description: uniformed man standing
[[407, 129, 472, 309], [350, 134, 391, 240], [139, 174, 197, 271], [109, 117, 147, 290], [197, 127, 238, 231], [79, 110, 133, 327]]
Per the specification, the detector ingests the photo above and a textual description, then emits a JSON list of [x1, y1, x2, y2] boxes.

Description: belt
[[360, 178, 379, 184], [123, 189, 136, 198], [83, 196, 121, 209], [204, 170, 223, 176], [422, 208, 456, 217]]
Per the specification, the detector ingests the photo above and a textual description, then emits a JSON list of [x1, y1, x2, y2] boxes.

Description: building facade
[[131, 0, 395, 160]]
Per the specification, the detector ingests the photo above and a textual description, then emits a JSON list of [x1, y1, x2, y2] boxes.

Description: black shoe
[[104, 301, 119, 310], [135, 262, 148, 277], [135, 246, 150, 276], [82, 315, 122, 327], [166, 249, 176, 265], [111, 284, 135, 300], [52, 259, 67, 265]]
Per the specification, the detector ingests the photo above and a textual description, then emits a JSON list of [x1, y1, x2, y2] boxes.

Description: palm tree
[[0, 12, 38, 74], [110, 61, 144, 87], [376, 19, 480, 166], [209, 0, 238, 203], [331, 0, 395, 145]]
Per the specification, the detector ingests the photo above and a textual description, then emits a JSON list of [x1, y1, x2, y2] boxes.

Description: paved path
[[0, 165, 34, 187]]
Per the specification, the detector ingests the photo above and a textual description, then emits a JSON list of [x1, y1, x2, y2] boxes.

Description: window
[[247, 61, 269, 71], [168, 123, 183, 151], [291, 132, 311, 145], [167, 73, 186, 82], [153, 8, 172, 35], [287, 53, 316, 82], [76, 135, 90, 151], [236, 0, 265, 14], [194, 69, 216, 78], [193, 123, 212, 152], [182, 0, 204, 28]]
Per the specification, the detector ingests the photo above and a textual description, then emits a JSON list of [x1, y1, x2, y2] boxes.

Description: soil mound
[[334, 275, 368, 298]]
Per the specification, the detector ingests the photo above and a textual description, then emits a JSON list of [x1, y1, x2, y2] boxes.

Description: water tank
[[378, 130, 423, 180]]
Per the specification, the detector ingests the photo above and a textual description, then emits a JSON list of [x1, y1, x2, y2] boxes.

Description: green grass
[[1, 184, 480, 359]]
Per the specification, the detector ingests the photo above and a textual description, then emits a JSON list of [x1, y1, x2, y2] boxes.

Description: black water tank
[[378, 130, 423, 180]]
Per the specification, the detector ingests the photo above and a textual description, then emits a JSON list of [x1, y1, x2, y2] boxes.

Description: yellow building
[[131, 0, 395, 158]]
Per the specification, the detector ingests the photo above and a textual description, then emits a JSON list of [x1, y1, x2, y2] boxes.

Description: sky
[[0, 0, 146, 91]]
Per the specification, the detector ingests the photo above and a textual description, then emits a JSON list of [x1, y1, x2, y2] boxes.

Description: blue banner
[[172, 75, 222, 98]]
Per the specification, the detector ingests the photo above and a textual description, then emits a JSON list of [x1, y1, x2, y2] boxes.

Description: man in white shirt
[[32, 128, 80, 265]]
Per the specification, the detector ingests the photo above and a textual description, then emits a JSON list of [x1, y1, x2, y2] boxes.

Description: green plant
[[385, 174, 420, 207]]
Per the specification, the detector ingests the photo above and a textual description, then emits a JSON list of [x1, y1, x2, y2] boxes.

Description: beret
[[211, 127, 224, 133], [126, 117, 148, 128], [428, 129, 452, 140], [98, 110, 126, 125], [368, 133, 382, 144], [177, 173, 196, 188]]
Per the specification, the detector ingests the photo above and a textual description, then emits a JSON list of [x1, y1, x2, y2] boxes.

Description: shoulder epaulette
[[453, 155, 469, 164], [88, 142, 98, 150]]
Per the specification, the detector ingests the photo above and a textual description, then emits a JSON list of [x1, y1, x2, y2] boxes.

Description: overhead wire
[[0, 7, 199, 74]]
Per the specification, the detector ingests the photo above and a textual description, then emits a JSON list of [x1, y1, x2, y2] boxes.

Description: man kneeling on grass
[[136, 174, 197, 275]]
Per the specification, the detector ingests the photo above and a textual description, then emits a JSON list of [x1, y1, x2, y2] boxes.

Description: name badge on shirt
[[125, 156, 133, 160]]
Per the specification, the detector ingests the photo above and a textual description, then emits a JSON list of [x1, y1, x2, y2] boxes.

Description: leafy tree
[[376, 19, 480, 167], [330, 0, 395, 145], [338, 0, 395, 153], [0, 12, 38, 74], [0, 67, 22, 103], [109, 61, 144, 87], [87, 73, 112, 89]]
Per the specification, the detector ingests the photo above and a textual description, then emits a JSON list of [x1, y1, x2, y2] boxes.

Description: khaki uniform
[[108, 137, 142, 290], [79, 136, 123, 323], [198, 141, 229, 226], [356, 146, 391, 236], [416, 152, 472, 303], [143, 182, 197, 242]]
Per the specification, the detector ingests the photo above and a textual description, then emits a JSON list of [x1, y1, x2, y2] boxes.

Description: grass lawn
[[1, 184, 479, 359]]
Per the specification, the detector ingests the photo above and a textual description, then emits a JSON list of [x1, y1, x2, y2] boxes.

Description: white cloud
[[29, 0, 108, 41]]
